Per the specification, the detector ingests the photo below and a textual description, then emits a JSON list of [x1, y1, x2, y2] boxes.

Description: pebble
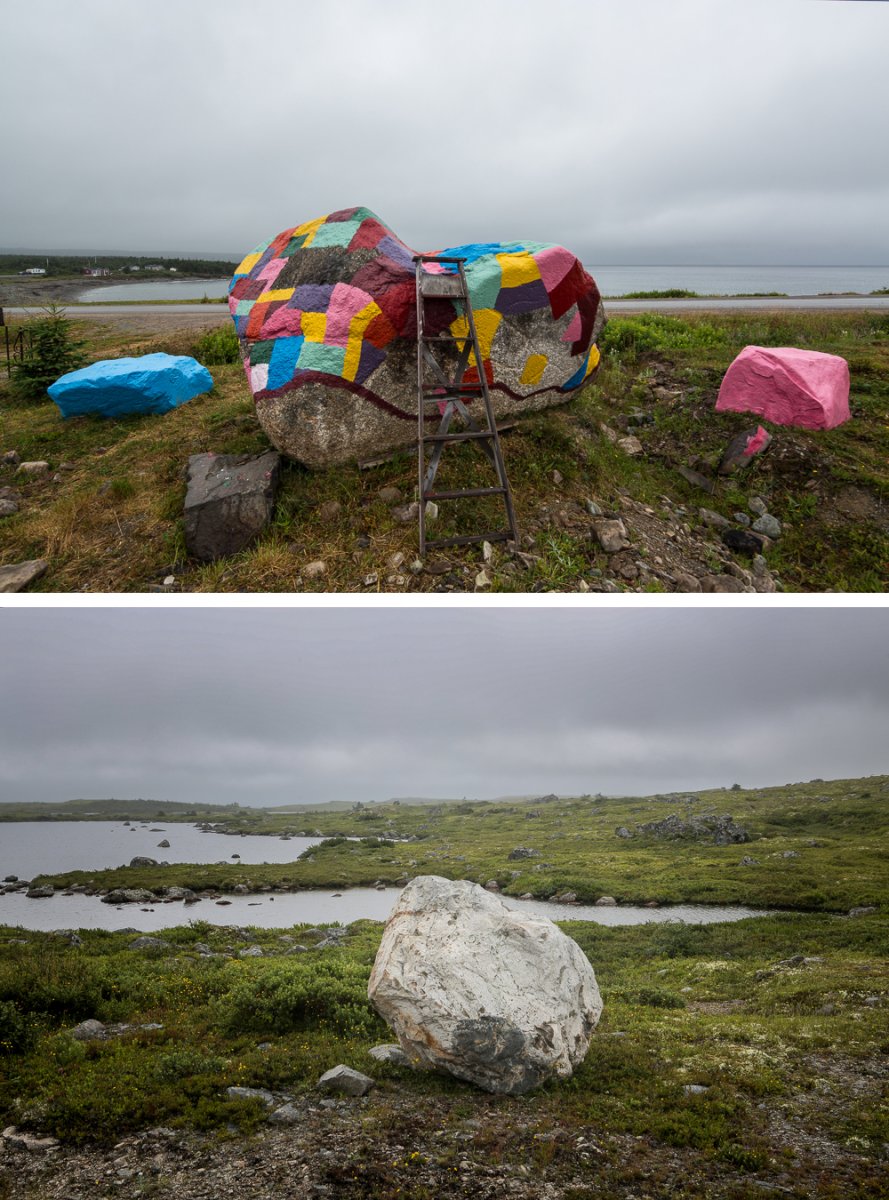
[[749, 496, 768, 516], [378, 486, 401, 505], [734, 511, 751, 527], [617, 435, 643, 456], [699, 507, 732, 530], [584, 500, 603, 517], [424, 501, 439, 521], [303, 560, 327, 579], [0, 498, 18, 517], [752, 513, 782, 539], [15, 460, 50, 476]]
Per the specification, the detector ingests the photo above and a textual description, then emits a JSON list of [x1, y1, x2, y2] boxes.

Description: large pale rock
[[367, 876, 602, 1095], [716, 346, 850, 430], [48, 354, 212, 418], [0, 559, 47, 593], [229, 207, 605, 466]]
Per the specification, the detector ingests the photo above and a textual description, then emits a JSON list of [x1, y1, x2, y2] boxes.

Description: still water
[[0, 821, 770, 932], [74, 266, 889, 305], [0, 887, 768, 934], [0, 821, 323, 879]]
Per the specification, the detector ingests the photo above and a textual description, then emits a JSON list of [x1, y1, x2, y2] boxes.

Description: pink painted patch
[[324, 282, 376, 345], [561, 311, 583, 343], [535, 246, 575, 292], [716, 346, 850, 431], [257, 256, 286, 284], [262, 305, 304, 337], [744, 426, 770, 456]]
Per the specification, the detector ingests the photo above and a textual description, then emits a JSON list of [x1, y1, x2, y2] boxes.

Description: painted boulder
[[716, 346, 850, 431], [229, 207, 605, 466], [48, 354, 213, 418]]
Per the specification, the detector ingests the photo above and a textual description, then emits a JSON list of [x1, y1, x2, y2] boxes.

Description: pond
[[76, 279, 230, 302]]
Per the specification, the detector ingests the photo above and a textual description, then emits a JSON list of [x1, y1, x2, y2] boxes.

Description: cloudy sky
[[3, 0, 888, 264], [0, 607, 886, 807]]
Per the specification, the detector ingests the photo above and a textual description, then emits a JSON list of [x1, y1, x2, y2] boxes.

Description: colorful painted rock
[[229, 207, 605, 466]]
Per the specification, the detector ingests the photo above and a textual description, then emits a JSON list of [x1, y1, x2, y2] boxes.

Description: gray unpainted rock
[[317, 1065, 375, 1097], [70, 1019, 107, 1041], [129, 857, 158, 868], [129, 936, 171, 951], [368, 1043, 411, 1065], [267, 1102, 302, 1124], [25, 885, 54, 898], [0, 559, 48, 593], [226, 1086, 278, 1109], [101, 888, 156, 905], [368, 876, 602, 1095], [592, 518, 629, 553], [183, 451, 281, 562], [638, 813, 750, 845], [752, 513, 782, 539]]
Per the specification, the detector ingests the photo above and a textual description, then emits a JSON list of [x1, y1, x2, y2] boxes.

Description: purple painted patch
[[293, 283, 336, 310], [353, 340, 387, 385], [496, 278, 550, 316]]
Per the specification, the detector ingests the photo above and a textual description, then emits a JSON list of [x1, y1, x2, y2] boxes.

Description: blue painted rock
[[229, 207, 606, 466], [48, 353, 213, 418]]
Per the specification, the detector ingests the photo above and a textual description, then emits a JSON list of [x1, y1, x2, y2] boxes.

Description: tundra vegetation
[[0, 309, 887, 591], [0, 777, 886, 1197]]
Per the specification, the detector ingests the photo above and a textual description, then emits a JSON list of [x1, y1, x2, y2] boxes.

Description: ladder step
[[425, 531, 512, 550], [422, 385, 483, 395], [424, 486, 506, 501], [419, 277, 465, 298], [423, 430, 493, 444], [422, 334, 469, 343]]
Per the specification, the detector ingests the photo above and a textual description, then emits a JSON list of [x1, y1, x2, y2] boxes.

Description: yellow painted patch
[[520, 353, 548, 386], [342, 301, 381, 381], [293, 215, 327, 248], [301, 311, 327, 342], [584, 344, 601, 378], [235, 251, 261, 276], [497, 251, 541, 289], [449, 309, 501, 367], [256, 288, 295, 303]]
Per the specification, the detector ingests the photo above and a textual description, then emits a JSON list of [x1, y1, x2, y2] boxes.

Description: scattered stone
[[781, 850, 800, 859], [101, 888, 156, 905], [481, 540, 494, 563], [368, 876, 603, 1094], [484, 879, 501, 891], [584, 500, 603, 517], [317, 1065, 375, 1097], [129, 857, 158, 868], [552, 469, 564, 484], [368, 1043, 411, 1065], [848, 906, 877, 917], [701, 573, 750, 593], [2, 451, 21, 466], [673, 572, 703, 592], [157, 838, 170, 848], [594, 896, 617, 906], [749, 496, 768, 516], [392, 502, 419, 523], [752, 513, 782, 539], [474, 569, 492, 590], [615, 826, 633, 839], [239, 945, 264, 958], [303, 560, 327, 579], [677, 465, 715, 494], [25, 885, 54, 898], [739, 856, 759, 866], [0, 498, 19, 517], [617, 435, 643, 456], [15, 461, 50, 476], [70, 1019, 107, 1041], [183, 450, 281, 562], [734, 511, 751, 526], [225, 1086, 277, 1110], [722, 528, 765, 556], [508, 847, 540, 861], [698, 508, 732, 530], [719, 426, 772, 473], [378, 486, 401, 504], [129, 937, 171, 951], [592, 518, 629, 553], [0, 559, 48, 592], [1, 1126, 60, 1151], [425, 501, 439, 521], [683, 1084, 710, 1096], [638, 813, 750, 845], [267, 1102, 302, 1125], [363, 572, 378, 587]]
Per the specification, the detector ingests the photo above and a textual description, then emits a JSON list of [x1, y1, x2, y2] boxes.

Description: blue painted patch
[[267, 335, 305, 391]]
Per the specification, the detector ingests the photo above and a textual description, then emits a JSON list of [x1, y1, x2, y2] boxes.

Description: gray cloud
[[2, 0, 887, 263], [0, 607, 886, 805]]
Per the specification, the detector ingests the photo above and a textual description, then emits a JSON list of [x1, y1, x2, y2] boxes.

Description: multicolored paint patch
[[229, 207, 603, 419]]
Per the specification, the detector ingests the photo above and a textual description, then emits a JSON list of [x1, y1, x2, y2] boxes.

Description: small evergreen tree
[[11, 306, 88, 399]]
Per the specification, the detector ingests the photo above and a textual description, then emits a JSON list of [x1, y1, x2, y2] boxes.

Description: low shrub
[[193, 324, 240, 366]]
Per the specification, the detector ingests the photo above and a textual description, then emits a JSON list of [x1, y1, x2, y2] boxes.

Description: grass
[[2, 774, 886, 1195], [29, 774, 889, 913], [1, 310, 887, 592]]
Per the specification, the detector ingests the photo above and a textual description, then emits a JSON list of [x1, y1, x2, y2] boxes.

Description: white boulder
[[367, 876, 602, 1094]]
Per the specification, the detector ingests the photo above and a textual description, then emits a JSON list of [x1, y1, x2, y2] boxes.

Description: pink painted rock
[[716, 346, 850, 431]]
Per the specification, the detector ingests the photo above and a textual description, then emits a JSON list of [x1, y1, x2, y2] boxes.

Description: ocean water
[[74, 266, 889, 305]]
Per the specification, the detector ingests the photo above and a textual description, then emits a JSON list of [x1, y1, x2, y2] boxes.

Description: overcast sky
[[0, 607, 886, 807], [2, 0, 887, 264]]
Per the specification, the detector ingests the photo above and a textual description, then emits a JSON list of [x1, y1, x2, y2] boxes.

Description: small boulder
[[226, 1086, 277, 1110], [719, 425, 771, 473], [722, 528, 765, 556], [716, 346, 850, 430], [129, 936, 171, 951], [317, 1065, 375, 1097], [0, 559, 48, 593], [183, 450, 281, 562], [594, 895, 617, 906], [48, 353, 212, 418], [368, 1043, 411, 1066], [129, 857, 158, 868], [101, 888, 156, 905], [69, 1019, 107, 1041], [508, 847, 539, 861], [15, 461, 49, 476], [25, 885, 55, 898], [592, 518, 629, 553], [157, 839, 170, 848]]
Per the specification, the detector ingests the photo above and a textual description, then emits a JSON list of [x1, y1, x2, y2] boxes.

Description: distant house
[[82, 267, 111, 277], [144, 264, 164, 272], [21, 267, 46, 275], [128, 265, 141, 272]]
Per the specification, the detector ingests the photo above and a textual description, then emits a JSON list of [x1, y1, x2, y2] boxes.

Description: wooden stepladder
[[414, 254, 519, 556]]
